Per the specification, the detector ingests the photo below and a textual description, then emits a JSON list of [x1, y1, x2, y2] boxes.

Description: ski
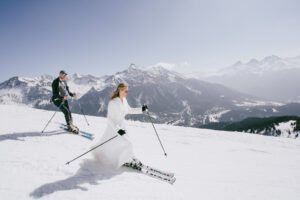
[[141, 164, 174, 178], [143, 165, 175, 178], [78, 130, 93, 137], [140, 168, 176, 184], [132, 158, 175, 178], [59, 125, 94, 140], [60, 124, 94, 137], [123, 161, 176, 184], [77, 131, 94, 140]]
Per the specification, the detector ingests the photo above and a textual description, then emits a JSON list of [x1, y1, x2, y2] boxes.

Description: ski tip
[[170, 178, 176, 184]]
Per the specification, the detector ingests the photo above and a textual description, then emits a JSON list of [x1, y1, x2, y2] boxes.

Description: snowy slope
[[1, 105, 300, 200]]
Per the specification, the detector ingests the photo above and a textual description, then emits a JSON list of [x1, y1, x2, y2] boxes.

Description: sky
[[0, 0, 300, 81]]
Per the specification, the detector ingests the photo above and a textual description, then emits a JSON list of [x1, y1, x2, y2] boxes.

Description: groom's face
[[59, 73, 67, 80]]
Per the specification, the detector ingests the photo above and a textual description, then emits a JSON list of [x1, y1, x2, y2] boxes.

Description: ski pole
[[146, 110, 168, 157], [75, 98, 90, 126], [65, 135, 118, 165], [41, 100, 65, 134], [41, 111, 57, 133]]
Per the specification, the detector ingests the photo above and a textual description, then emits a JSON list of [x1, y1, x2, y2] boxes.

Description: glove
[[142, 104, 148, 112], [118, 129, 126, 136]]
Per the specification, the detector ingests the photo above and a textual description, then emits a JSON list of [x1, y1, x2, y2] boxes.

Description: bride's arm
[[126, 99, 143, 115]]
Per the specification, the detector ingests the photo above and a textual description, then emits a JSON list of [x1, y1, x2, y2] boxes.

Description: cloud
[[154, 62, 175, 70], [149, 61, 191, 71]]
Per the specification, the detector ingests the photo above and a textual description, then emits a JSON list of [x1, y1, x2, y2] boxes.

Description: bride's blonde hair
[[110, 83, 128, 100]]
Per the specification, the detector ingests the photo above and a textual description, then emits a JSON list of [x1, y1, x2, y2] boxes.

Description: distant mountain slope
[[200, 55, 300, 102], [201, 116, 300, 138]]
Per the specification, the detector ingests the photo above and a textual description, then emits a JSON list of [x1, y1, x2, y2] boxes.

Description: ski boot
[[67, 121, 79, 134], [123, 158, 143, 170]]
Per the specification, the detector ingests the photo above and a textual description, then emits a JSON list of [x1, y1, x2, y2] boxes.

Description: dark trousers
[[54, 100, 72, 124]]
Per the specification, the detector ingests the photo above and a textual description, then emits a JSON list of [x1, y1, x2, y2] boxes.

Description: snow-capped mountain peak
[[200, 55, 300, 101], [110, 63, 187, 85], [126, 63, 174, 73], [246, 58, 259, 65], [0, 75, 52, 89], [213, 55, 300, 77], [0, 76, 24, 88], [261, 54, 281, 63]]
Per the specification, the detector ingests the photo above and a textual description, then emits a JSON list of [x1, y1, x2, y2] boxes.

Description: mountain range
[[1, 63, 300, 127], [199, 55, 300, 102]]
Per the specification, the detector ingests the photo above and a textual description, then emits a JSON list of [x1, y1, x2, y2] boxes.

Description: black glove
[[142, 104, 148, 112], [118, 129, 126, 136]]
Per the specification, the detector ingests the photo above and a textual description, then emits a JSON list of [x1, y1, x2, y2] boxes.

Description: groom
[[51, 70, 78, 133]]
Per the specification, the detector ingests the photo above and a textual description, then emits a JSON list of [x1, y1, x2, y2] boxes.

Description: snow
[[275, 120, 297, 138], [235, 100, 283, 107], [185, 86, 202, 95], [0, 105, 300, 200], [207, 110, 231, 123], [0, 89, 24, 104], [202, 107, 231, 123]]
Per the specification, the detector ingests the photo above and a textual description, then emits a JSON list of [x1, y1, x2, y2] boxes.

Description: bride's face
[[120, 87, 129, 98]]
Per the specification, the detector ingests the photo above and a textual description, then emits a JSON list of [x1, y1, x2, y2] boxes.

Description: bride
[[92, 83, 148, 169]]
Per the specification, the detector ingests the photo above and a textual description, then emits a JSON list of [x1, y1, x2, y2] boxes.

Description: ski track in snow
[[0, 105, 300, 200]]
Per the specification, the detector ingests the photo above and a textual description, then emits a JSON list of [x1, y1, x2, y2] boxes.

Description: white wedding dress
[[92, 97, 142, 169]]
